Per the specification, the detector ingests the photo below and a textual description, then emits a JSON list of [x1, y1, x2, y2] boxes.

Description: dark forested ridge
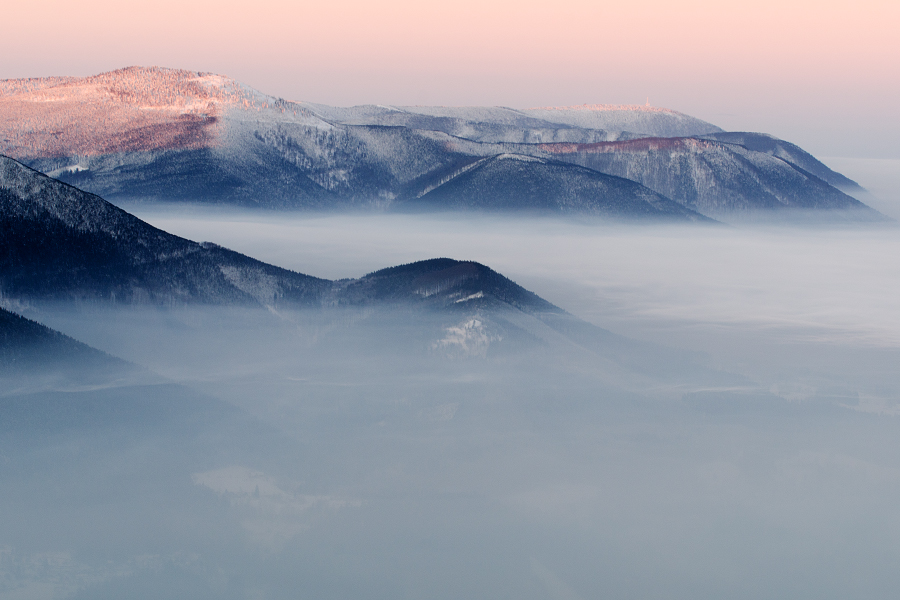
[[0, 156, 566, 314], [1, 155, 330, 305], [0, 306, 126, 374], [334, 258, 564, 313]]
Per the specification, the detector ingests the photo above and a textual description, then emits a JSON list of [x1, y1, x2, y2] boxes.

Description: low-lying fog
[[4, 166, 900, 600], [821, 157, 900, 220], [127, 201, 900, 387]]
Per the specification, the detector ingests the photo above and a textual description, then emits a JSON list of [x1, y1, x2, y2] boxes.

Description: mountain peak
[[0, 65, 248, 111], [340, 258, 564, 313], [0, 66, 301, 159]]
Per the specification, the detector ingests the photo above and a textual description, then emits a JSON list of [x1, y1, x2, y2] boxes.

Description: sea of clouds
[[2, 160, 899, 599]]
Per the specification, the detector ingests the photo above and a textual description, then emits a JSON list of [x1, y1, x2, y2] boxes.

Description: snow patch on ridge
[[495, 153, 544, 162], [45, 164, 88, 178], [455, 291, 485, 303], [219, 265, 280, 307], [433, 317, 500, 358], [416, 158, 491, 198]]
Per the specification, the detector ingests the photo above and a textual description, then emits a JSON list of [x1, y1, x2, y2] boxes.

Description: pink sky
[[1, 0, 898, 157]]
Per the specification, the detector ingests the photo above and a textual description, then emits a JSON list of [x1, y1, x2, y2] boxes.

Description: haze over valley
[[2, 58, 900, 600]]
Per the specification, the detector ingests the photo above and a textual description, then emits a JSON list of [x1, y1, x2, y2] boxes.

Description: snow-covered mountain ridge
[[0, 66, 881, 221], [0, 66, 328, 159], [0, 67, 717, 159]]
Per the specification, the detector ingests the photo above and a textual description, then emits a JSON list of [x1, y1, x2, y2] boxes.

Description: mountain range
[[0, 67, 883, 221], [1, 155, 559, 310], [1, 155, 734, 391]]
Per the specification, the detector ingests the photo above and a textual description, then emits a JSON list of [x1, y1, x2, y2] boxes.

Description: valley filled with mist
[[4, 168, 900, 598]]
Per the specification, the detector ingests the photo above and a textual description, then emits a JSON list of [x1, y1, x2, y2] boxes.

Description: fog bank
[[4, 201, 900, 599]]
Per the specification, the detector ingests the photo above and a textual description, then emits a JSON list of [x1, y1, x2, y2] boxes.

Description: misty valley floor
[[4, 211, 900, 599]]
